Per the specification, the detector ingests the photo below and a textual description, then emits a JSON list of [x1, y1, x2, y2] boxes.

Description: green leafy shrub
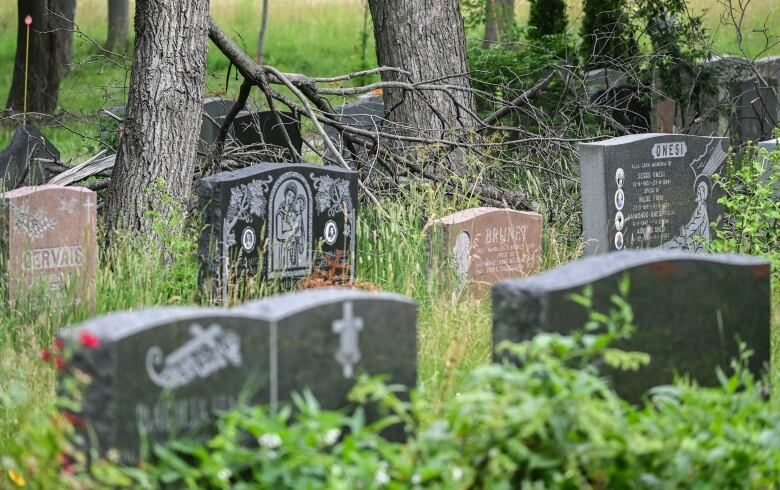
[[579, 0, 638, 69], [710, 143, 780, 281], [528, 0, 568, 39]]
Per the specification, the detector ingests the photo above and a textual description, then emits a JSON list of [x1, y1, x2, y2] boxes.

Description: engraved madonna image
[[268, 173, 313, 278], [451, 231, 472, 278]]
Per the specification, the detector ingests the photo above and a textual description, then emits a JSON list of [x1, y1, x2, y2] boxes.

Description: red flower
[[53, 338, 65, 351], [62, 411, 85, 427], [54, 356, 65, 370], [41, 349, 52, 362], [59, 453, 75, 475], [79, 331, 100, 349]]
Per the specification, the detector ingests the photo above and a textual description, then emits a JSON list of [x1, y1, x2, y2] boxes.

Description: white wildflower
[[374, 468, 390, 486], [411, 473, 422, 485], [258, 432, 282, 449], [217, 468, 232, 481], [322, 428, 341, 446], [452, 467, 464, 481]]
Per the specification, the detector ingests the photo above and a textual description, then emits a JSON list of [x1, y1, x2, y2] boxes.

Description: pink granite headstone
[[425, 207, 543, 291], [2, 185, 97, 309]]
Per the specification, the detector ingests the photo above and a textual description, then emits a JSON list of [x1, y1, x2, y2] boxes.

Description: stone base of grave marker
[[492, 250, 770, 403]]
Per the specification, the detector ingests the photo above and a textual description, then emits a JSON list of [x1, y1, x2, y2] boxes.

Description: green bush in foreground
[[70, 287, 776, 490]]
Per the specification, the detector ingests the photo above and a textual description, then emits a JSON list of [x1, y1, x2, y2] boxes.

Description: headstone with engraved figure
[[424, 207, 543, 292], [58, 288, 416, 462], [580, 133, 729, 255], [198, 163, 358, 300], [1, 185, 96, 309]]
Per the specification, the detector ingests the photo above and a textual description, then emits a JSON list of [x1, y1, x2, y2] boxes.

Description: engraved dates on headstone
[[580, 133, 728, 255], [2, 185, 97, 309], [198, 163, 358, 299]]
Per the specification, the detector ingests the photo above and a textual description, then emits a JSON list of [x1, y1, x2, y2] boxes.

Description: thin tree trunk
[[483, 0, 515, 47], [255, 0, 269, 64], [105, 0, 129, 52], [104, 0, 210, 235], [56, 0, 76, 71], [6, 0, 62, 114], [367, 0, 477, 138]]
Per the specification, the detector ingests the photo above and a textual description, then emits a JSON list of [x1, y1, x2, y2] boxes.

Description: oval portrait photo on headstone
[[615, 167, 624, 188], [241, 227, 256, 252], [614, 211, 624, 231], [614, 231, 624, 250], [614, 189, 625, 211], [324, 220, 338, 245]]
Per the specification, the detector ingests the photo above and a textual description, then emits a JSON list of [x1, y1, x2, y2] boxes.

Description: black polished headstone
[[0, 124, 59, 190], [59, 289, 417, 462], [323, 95, 385, 164], [198, 163, 358, 300], [580, 133, 728, 255], [492, 250, 771, 402], [219, 110, 303, 163]]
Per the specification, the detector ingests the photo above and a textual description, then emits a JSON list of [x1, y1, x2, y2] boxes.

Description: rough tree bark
[[483, 0, 515, 47], [56, 0, 76, 71], [6, 0, 62, 113], [105, 0, 129, 52], [367, 0, 477, 137], [104, 0, 210, 235]]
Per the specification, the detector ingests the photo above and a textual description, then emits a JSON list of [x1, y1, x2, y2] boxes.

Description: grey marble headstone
[[580, 133, 728, 255], [219, 110, 303, 163], [198, 163, 358, 299], [59, 289, 416, 462], [323, 95, 385, 164], [492, 250, 771, 402], [0, 124, 59, 191]]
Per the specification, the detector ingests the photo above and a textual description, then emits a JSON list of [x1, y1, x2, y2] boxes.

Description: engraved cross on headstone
[[332, 301, 363, 378]]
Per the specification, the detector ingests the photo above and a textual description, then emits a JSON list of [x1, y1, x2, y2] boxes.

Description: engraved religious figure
[[451, 231, 472, 279], [332, 301, 364, 378], [268, 173, 313, 278], [664, 139, 726, 252]]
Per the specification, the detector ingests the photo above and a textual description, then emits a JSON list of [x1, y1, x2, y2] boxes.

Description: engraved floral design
[[10, 203, 58, 240], [311, 174, 353, 217], [223, 176, 273, 248], [59, 197, 77, 215]]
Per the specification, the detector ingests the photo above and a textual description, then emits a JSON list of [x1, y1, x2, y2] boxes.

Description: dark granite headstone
[[323, 95, 385, 163], [198, 163, 358, 300], [59, 288, 416, 462], [199, 97, 232, 149], [219, 110, 303, 163], [492, 250, 771, 402], [580, 133, 729, 255], [0, 124, 59, 190], [731, 76, 779, 144]]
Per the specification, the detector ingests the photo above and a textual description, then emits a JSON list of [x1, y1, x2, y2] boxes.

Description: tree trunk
[[6, 0, 62, 114], [104, 0, 210, 235], [105, 0, 129, 52], [483, 0, 515, 47], [55, 0, 76, 71], [367, 0, 477, 137]]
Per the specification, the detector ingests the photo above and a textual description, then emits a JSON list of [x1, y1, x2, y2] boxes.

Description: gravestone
[[731, 75, 779, 144], [1, 185, 96, 308], [199, 97, 232, 149], [219, 111, 303, 163], [580, 133, 729, 255], [323, 94, 385, 164], [424, 207, 543, 290], [59, 288, 416, 462], [0, 124, 60, 190], [492, 250, 771, 402], [198, 163, 358, 299]]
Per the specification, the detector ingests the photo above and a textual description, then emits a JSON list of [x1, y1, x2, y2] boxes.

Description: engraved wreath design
[[10, 203, 58, 240]]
